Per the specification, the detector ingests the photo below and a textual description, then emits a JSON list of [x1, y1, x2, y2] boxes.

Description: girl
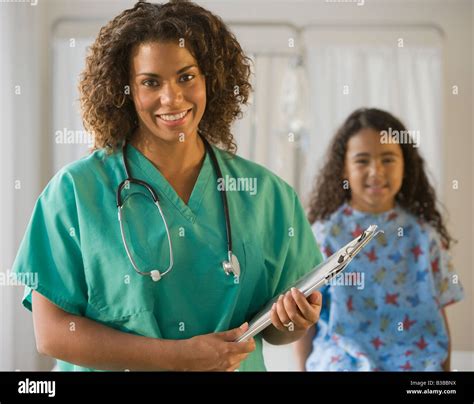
[[12, 0, 323, 371], [295, 108, 463, 371]]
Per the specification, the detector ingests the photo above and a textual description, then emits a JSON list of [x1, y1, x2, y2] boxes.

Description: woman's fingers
[[271, 289, 322, 331], [272, 292, 303, 330], [283, 290, 312, 329], [271, 296, 287, 330], [291, 289, 322, 324]]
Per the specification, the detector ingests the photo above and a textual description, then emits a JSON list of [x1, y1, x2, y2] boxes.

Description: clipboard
[[236, 224, 383, 342]]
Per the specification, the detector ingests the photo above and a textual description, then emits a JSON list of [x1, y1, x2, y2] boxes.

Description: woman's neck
[[129, 128, 206, 178]]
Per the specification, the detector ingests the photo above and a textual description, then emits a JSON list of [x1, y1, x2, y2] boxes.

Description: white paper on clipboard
[[236, 224, 383, 342]]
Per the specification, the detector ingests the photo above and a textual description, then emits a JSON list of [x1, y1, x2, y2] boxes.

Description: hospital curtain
[[232, 39, 442, 207], [299, 33, 443, 205], [233, 54, 305, 189]]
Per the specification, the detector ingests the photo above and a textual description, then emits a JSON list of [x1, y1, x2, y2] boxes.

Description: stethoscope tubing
[[116, 134, 233, 279]]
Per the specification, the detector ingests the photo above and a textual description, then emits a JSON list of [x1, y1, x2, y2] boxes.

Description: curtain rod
[[227, 21, 444, 37], [51, 17, 444, 40]]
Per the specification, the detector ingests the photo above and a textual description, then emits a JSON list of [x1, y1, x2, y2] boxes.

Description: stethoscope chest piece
[[150, 270, 162, 282], [223, 253, 240, 278]]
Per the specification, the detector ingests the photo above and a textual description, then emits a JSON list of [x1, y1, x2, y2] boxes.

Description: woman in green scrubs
[[12, 0, 323, 371]]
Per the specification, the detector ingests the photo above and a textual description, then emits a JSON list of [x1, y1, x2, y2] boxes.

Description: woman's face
[[129, 41, 207, 143], [344, 128, 404, 213]]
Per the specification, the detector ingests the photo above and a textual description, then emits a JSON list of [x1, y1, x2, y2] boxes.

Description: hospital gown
[[306, 203, 464, 371]]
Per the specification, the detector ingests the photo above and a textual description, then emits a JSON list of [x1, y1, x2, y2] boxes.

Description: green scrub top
[[12, 143, 322, 371]]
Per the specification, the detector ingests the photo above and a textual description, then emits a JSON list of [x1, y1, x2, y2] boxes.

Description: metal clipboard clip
[[236, 224, 384, 342]]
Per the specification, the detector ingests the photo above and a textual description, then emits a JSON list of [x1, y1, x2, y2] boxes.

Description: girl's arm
[[32, 291, 255, 371], [441, 308, 451, 371], [293, 325, 316, 371]]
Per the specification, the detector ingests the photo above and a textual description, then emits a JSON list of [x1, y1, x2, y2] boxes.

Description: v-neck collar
[[124, 143, 213, 223]]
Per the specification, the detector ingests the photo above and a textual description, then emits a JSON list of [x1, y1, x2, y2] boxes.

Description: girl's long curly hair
[[79, 0, 252, 153], [307, 108, 453, 248]]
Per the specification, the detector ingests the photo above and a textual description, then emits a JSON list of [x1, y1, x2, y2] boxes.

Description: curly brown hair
[[79, 0, 252, 153], [307, 108, 453, 248]]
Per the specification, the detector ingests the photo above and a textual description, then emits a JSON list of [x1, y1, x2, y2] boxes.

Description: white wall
[[0, 0, 52, 371]]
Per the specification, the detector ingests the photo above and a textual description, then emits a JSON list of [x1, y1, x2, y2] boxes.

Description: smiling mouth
[[156, 108, 192, 122], [365, 184, 389, 191]]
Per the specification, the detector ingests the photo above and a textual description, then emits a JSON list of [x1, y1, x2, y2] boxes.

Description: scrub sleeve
[[12, 170, 88, 316]]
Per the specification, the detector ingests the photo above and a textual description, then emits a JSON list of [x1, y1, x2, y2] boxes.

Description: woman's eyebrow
[[136, 65, 198, 78]]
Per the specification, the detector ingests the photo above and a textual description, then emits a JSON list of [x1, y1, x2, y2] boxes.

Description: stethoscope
[[116, 135, 240, 282]]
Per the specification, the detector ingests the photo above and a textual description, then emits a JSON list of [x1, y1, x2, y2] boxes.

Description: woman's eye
[[355, 160, 369, 165], [142, 79, 159, 87], [179, 74, 195, 83], [382, 158, 395, 164]]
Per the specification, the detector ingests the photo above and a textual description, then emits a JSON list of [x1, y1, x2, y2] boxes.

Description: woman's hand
[[270, 288, 322, 333], [180, 323, 256, 371]]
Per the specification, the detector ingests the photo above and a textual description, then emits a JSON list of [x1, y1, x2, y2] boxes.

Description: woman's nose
[[159, 81, 183, 105]]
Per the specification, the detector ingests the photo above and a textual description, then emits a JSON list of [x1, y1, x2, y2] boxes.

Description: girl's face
[[129, 41, 207, 143], [344, 128, 404, 213]]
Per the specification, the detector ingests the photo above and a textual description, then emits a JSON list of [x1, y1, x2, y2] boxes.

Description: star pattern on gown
[[402, 314, 416, 331], [394, 271, 407, 285], [399, 224, 413, 237], [358, 320, 371, 333], [376, 232, 388, 247], [415, 336, 428, 350], [364, 247, 377, 262], [352, 224, 364, 238], [385, 292, 399, 306], [388, 251, 403, 264], [371, 336, 384, 350], [363, 297, 377, 310], [373, 267, 387, 284], [439, 278, 449, 294], [424, 320, 437, 336], [406, 294, 420, 307], [334, 323, 345, 336], [399, 361, 413, 370], [387, 212, 398, 222], [379, 353, 391, 362], [324, 244, 334, 257], [342, 207, 353, 216], [431, 258, 440, 273], [380, 314, 391, 332], [416, 269, 428, 282], [331, 224, 341, 237], [411, 245, 423, 262], [346, 295, 354, 312]]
